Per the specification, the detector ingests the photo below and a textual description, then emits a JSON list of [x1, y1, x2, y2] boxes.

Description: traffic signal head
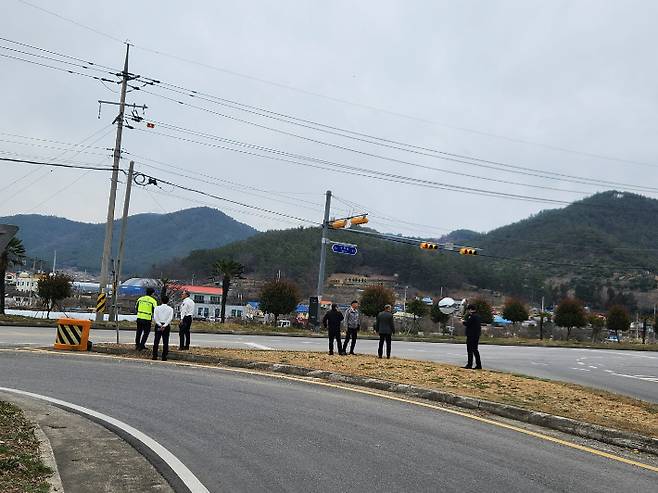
[[350, 215, 369, 226], [420, 242, 438, 250], [329, 219, 348, 229], [459, 247, 478, 255]]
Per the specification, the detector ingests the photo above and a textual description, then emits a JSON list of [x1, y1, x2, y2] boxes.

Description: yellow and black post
[[96, 292, 107, 316], [54, 318, 92, 351]]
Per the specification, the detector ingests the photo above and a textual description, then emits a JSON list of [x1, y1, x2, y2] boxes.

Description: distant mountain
[[438, 229, 484, 244], [155, 192, 658, 308], [1, 207, 257, 276]]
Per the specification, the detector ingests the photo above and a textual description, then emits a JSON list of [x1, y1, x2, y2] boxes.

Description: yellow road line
[[20, 348, 658, 474]]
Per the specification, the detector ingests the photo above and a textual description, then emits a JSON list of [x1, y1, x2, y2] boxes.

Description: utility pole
[[316, 190, 332, 300], [111, 161, 134, 340], [96, 44, 130, 323]]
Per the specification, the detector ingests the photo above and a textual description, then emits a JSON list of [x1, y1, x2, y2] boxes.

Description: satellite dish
[[438, 297, 456, 314], [438, 297, 467, 315]]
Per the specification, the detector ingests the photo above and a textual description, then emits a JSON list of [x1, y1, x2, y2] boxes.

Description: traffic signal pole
[[96, 44, 130, 322], [316, 190, 332, 300]]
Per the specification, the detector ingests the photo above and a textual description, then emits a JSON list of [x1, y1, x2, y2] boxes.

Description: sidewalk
[[0, 392, 172, 492]]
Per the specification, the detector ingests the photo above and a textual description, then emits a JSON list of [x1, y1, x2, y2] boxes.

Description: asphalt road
[[0, 351, 656, 492], [2, 326, 658, 402]]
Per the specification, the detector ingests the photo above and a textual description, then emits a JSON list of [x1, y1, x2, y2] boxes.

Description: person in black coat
[[374, 304, 395, 359], [462, 304, 482, 369], [322, 304, 346, 355]]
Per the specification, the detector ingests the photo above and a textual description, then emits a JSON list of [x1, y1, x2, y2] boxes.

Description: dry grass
[[101, 345, 658, 438], [0, 401, 52, 493]]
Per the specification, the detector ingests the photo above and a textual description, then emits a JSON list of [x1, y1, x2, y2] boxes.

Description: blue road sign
[[331, 243, 358, 256]]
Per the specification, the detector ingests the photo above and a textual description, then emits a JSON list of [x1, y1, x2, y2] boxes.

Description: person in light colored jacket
[[342, 300, 361, 355], [179, 290, 195, 350], [152, 295, 174, 361]]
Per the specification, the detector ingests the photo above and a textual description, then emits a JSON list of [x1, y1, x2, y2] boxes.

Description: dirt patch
[[96, 345, 658, 438], [0, 401, 52, 493]]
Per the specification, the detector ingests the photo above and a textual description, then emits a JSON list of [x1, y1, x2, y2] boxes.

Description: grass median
[[96, 344, 658, 438], [0, 401, 52, 493]]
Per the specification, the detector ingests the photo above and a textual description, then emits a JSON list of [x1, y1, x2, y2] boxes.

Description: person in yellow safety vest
[[135, 287, 158, 351]]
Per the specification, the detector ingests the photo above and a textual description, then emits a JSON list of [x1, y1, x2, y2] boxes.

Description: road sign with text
[[331, 243, 358, 256]]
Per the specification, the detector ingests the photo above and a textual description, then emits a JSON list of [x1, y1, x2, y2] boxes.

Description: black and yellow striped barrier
[[96, 293, 107, 314], [54, 318, 92, 351]]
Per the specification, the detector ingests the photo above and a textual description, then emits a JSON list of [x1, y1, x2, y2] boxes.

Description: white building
[[176, 284, 247, 320], [15, 272, 45, 293]]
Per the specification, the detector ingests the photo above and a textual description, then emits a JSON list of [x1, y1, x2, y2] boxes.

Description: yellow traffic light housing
[[459, 247, 478, 255], [350, 215, 369, 226], [420, 242, 438, 250], [329, 219, 348, 229]]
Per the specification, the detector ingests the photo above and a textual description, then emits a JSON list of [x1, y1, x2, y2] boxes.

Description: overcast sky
[[2, 0, 657, 238]]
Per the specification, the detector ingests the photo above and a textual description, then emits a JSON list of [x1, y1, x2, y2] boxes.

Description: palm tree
[[0, 237, 26, 315], [212, 259, 244, 323]]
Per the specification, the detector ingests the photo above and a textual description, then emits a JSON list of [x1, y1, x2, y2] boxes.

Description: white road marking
[[570, 368, 591, 372], [244, 342, 274, 350], [588, 366, 598, 369], [0, 386, 209, 493], [530, 361, 549, 366], [577, 362, 585, 366]]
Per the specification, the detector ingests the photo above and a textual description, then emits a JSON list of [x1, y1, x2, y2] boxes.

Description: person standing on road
[[342, 300, 361, 355], [322, 303, 345, 355], [462, 304, 482, 369], [178, 290, 195, 350], [375, 304, 395, 359], [152, 295, 173, 361], [135, 287, 158, 351]]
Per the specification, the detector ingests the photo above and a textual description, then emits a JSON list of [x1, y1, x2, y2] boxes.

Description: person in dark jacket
[[462, 304, 482, 369], [375, 304, 395, 359], [322, 304, 345, 355]]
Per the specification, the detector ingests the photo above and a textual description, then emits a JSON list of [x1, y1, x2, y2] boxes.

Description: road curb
[[32, 415, 64, 492], [91, 345, 658, 456]]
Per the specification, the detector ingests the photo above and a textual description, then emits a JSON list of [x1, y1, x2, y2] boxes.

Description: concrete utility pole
[[111, 161, 134, 337], [316, 190, 332, 300], [96, 44, 130, 322]]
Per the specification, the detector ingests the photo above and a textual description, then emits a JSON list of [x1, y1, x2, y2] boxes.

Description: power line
[[14, 1, 654, 168], [0, 52, 117, 84], [0, 156, 117, 171], [0, 43, 114, 75], [131, 171, 316, 225], [131, 124, 577, 206], [146, 117, 596, 196], [126, 152, 326, 210], [0, 35, 120, 71], [142, 81, 658, 191], [134, 159, 323, 215], [3, 35, 656, 196], [139, 91, 658, 197], [15, 0, 125, 44]]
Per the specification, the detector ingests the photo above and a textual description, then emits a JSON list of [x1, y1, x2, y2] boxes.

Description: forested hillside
[[1, 207, 257, 275], [158, 192, 658, 308]]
